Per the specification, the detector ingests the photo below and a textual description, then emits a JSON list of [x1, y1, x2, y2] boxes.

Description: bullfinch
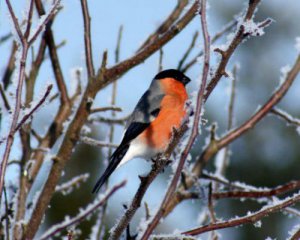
[[92, 69, 191, 193]]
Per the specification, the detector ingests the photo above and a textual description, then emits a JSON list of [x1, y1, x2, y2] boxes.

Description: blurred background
[[0, 0, 299, 239]]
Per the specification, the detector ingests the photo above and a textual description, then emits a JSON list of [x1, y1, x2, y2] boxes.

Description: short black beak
[[183, 77, 191, 85]]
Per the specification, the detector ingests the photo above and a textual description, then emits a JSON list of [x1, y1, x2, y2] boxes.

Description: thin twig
[[109, 126, 187, 240], [80, 136, 118, 148], [55, 173, 89, 194], [80, 0, 95, 80], [15, 84, 53, 132], [0, 33, 12, 45], [89, 115, 129, 125], [1, 43, 17, 89], [140, 0, 211, 238], [0, 83, 11, 111], [178, 31, 199, 71], [39, 181, 126, 240], [182, 192, 300, 236], [270, 108, 300, 126], [3, 186, 10, 240], [23, 3, 198, 239], [212, 180, 300, 200], [158, 48, 164, 72], [137, 0, 189, 51], [28, 1, 61, 45], [90, 106, 122, 114], [181, 19, 236, 73]]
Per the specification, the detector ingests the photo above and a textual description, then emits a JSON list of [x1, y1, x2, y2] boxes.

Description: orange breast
[[139, 78, 188, 150]]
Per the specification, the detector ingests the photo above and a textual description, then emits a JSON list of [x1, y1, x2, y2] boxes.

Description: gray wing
[[125, 79, 165, 129]]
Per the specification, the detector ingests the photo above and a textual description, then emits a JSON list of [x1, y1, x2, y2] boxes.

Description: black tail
[[92, 144, 129, 193]]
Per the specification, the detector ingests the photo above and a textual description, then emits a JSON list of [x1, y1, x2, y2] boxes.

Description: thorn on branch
[[214, 48, 227, 58]]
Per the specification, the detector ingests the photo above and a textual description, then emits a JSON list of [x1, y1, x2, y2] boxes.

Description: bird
[[92, 69, 191, 193]]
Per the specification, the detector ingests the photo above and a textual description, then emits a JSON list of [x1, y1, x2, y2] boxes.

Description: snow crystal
[[254, 220, 262, 228], [287, 224, 300, 240], [242, 19, 265, 37], [279, 65, 291, 85]]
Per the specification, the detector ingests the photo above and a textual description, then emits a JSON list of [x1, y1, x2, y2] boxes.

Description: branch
[[80, 136, 118, 148], [204, 11, 272, 100], [90, 106, 122, 114], [182, 191, 300, 236], [212, 180, 300, 200], [28, 0, 61, 45], [100, 2, 198, 88], [55, 173, 90, 194], [109, 126, 187, 240], [88, 115, 129, 125], [35, 0, 69, 104], [270, 108, 300, 126], [0, 83, 11, 111], [1, 0, 59, 197], [181, 19, 236, 73], [22, 3, 198, 239], [39, 181, 126, 240], [80, 0, 95, 80], [137, 0, 188, 51], [140, 0, 211, 238], [177, 31, 199, 71], [15, 84, 53, 132]]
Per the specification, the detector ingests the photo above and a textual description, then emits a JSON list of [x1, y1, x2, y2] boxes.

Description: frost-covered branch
[[23, 2, 199, 239], [15, 84, 52, 131], [55, 173, 90, 195], [80, 0, 95, 80], [182, 191, 300, 236], [39, 180, 126, 240], [80, 136, 118, 148], [270, 108, 300, 127], [0, 0, 60, 199], [140, 0, 211, 238], [90, 106, 122, 114]]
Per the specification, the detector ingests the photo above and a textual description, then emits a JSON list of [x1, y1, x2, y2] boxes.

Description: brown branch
[[100, 2, 198, 88], [270, 108, 300, 126], [290, 228, 300, 240], [178, 31, 199, 71], [182, 192, 300, 236], [0, 32, 12, 45], [23, 3, 198, 239], [0, 83, 11, 111], [140, 0, 211, 238], [80, 0, 95, 80], [1, 43, 17, 89], [109, 126, 187, 240], [90, 106, 122, 114], [89, 115, 129, 125], [204, 2, 271, 100], [212, 180, 300, 200], [23, 0, 34, 40], [35, 0, 69, 104], [138, 0, 188, 51], [158, 48, 164, 72], [15, 84, 52, 132], [162, 53, 300, 218], [181, 19, 236, 73], [39, 181, 126, 240]]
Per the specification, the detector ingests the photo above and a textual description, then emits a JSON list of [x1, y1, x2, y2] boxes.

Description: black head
[[154, 69, 191, 86]]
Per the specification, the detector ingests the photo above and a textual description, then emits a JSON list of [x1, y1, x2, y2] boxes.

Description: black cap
[[155, 69, 191, 85]]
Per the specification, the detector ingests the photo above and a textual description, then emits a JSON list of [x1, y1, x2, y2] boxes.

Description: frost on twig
[[39, 181, 126, 240], [55, 173, 90, 195]]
